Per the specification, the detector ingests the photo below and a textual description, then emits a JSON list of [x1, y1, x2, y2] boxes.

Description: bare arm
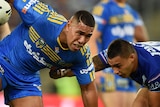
[[80, 81, 98, 107], [49, 68, 98, 107], [132, 87, 160, 107], [87, 29, 101, 56], [134, 21, 149, 42], [148, 89, 160, 107], [132, 88, 149, 107], [93, 55, 110, 72], [49, 69, 74, 79], [49, 54, 110, 79], [0, 22, 11, 40]]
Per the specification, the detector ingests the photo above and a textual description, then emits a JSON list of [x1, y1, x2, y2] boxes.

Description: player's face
[[108, 54, 135, 78], [66, 21, 94, 51]]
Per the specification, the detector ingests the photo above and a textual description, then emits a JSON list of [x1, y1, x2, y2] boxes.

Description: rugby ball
[[0, 0, 12, 25]]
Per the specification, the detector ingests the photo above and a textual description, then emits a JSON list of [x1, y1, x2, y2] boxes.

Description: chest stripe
[[33, 2, 50, 14], [29, 26, 61, 62], [89, 70, 95, 81]]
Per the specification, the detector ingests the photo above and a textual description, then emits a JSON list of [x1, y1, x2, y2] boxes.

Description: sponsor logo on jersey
[[134, 42, 160, 56], [33, 84, 42, 91], [22, 0, 39, 14], [0, 65, 4, 75], [35, 38, 46, 48], [54, 47, 59, 53], [80, 63, 94, 74], [24, 40, 47, 66], [148, 73, 160, 91], [148, 81, 160, 91]]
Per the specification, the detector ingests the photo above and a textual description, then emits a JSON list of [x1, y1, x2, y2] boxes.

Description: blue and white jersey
[[98, 41, 160, 91], [0, 0, 95, 85], [131, 41, 160, 91]]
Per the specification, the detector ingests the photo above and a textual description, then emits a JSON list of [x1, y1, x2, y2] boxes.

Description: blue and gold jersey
[[92, 0, 143, 48], [99, 41, 160, 91], [1, 0, 95, 85]]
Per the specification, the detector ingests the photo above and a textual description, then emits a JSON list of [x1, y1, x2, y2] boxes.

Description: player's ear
[[129, 53, 135, 62], [66, 19, 73, 31], [65, 20, 70, 31]]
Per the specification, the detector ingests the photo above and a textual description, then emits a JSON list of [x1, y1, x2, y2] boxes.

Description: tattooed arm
[[93, 55, 110, 71], [49, 54, 110, 79]]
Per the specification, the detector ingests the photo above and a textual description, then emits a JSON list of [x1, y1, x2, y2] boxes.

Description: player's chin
[[119, 74, 128, 78], [70, 45, 80, 51]]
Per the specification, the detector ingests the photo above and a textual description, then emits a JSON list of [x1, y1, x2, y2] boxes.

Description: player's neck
[[58, 29, 68, 49], [132, 52, 138, 72]]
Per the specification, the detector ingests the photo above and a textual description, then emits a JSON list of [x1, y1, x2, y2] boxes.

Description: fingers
[[49, 69, 68, 79]]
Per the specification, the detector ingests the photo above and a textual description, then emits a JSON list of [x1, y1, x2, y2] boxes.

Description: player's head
[[107, 39, 137, 78], [65, 10, 95, 51]]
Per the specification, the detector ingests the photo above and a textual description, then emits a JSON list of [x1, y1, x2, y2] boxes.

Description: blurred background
[[0, 0, 160, 107], [8, 0, 160, 40]]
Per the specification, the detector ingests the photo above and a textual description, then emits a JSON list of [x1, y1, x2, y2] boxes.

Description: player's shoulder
[[92, 0, 113, 16], [75, 44, 91, 60], [132, 41, 160, 54], [135, 41, 160, 47], [94, 0, 113, 8], [79, 44, 91, 55], [125, 3, 138, 14], [100, 0, 116, 8]]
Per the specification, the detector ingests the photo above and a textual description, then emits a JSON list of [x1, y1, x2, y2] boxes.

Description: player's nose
[[113, 68, 119, 74], [78, 36, 88, 44]]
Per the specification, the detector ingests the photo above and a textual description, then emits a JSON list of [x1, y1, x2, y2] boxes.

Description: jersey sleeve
[[92, 3, 109, 32], [98, 49, 109, 66], [71, 45, 95, 85], [133, 12, 144, 26], [13, 0, 53, 26], [128, 5, 144, 26], [72, 63, 95, 85]]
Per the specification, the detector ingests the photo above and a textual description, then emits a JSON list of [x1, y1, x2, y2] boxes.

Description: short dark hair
[[73, 10, 95, 27], [107, 39, 135, 59]]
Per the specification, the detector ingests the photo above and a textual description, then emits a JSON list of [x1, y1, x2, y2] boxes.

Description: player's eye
[[114, 64, 121, 68], [78, 31, 85, 35], [86, 34, 92, 38]]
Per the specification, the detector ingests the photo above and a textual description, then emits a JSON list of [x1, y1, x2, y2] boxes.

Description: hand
[[49, 68, 74, 79]]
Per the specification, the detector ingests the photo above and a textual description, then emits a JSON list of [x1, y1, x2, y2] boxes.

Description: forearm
[[132, 88, 149, 107], [0, 23, 11, 40], [49, 69, 74, 79], [134, 26, 149, 42], [80, 81, 98, 107], [93, 55, 110, 72], [49, 54, 110, 79]]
